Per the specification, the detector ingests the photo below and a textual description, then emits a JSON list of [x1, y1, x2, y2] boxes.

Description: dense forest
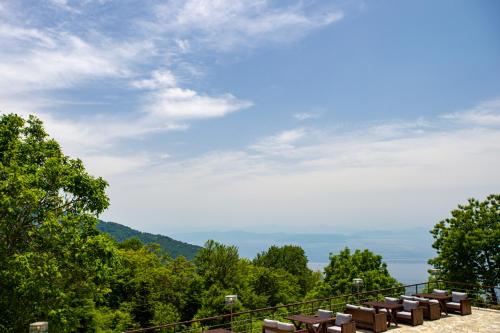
[[97, 221, 201, 260], [0, 114, 497, 332]]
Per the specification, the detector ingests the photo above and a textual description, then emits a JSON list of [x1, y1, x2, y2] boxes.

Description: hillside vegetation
[[97, 221, 201, 260]]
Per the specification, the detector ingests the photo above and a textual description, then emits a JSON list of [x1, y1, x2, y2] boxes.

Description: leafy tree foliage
[[254, 245, 314, 295], [429, 194, 499, 304], [0, 114, 115, 332], [309, 248, 400, 298], [0, 114, 410, 332]]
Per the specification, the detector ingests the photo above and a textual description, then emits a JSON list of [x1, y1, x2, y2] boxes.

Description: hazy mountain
[[97, 221, 201, 260]]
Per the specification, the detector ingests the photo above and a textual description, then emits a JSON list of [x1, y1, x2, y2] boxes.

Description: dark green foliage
[[254, 245, 314, 295], [429, 194, 499, 304], [308, 248, 400, 299], [0, 114, 115, 332], [97, 221, 201, 260], [0, 114, 411, 332]]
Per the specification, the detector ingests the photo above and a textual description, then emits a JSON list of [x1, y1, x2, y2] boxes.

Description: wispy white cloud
[[250, 128, 307, 156], [99, 99, 500, 231], [293, 112, 319, 121], [146, 88, 253, 120], [441, 98, 500, 126], [149, 0, 343, 51], [0, 27, 130, 94]]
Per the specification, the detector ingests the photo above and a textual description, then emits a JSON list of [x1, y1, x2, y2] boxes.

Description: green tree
[[429, 194, 499, 304], [0, 114, 116, 332], [253, 245, 313, 295], [195, 240, 241, 290], [311, 248, 400, 298]]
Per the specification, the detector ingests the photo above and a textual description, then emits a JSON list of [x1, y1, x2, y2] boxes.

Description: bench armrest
[[410, 307, 424, 325], [340, 321, 356, 333], [460, 299, 472, 315], [373, 313, 387, 333]]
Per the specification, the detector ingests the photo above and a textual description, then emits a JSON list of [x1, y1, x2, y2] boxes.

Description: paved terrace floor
[[357, 308, 500, 333]]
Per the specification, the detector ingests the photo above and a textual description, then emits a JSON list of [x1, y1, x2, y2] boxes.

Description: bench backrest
[[344, 306, 376, 323]]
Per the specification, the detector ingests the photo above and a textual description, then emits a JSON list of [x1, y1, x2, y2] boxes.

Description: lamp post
[[352, 278, 363, 301], [225, 295, 237, 331], [29, 322, 48, 333]]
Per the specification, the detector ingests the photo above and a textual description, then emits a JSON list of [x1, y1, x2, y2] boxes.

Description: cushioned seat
[[396, 311, 411, 319], [433, 289, 447, 295], [385, 297, 399, 304], [325, 313, 355, 333], [318, 309, 334, 318], [344, 304, 386, 332], [263, 319, 278, 333], [446, 302, 460, 309], [277, 322, 295, 332], [395, 300, 423, 326], [445, 291, 472, 315]]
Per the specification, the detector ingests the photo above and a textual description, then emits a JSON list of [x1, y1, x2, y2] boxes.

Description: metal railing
[[122, 281, 499, 333]]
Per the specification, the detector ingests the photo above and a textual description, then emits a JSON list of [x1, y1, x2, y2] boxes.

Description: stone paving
[[356, 308, 500, 333]]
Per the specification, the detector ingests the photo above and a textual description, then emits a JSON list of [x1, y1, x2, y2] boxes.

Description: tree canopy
[[253, 245, 314, 295], [308, 248, 400, 298], [429, 194, 499, 304], [0, 114, 410, 332], [0, 114, 115, 332]]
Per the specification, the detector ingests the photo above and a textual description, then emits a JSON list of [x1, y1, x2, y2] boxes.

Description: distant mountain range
[[97, 221, 201, 260]]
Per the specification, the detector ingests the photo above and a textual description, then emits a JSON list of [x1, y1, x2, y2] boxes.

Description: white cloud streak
[[101, 99, 500, 231], [149, 0, 343, 51], [441, 99, 500, 126]]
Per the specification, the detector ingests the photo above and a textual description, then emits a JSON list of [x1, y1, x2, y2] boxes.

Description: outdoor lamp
[[225, 294, 238, 305], [225, 295, 238, 330], [29, 322, 48, 333], [352, 278, 363, 287]]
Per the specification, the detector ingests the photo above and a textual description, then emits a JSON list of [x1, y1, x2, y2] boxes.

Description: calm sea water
[[308, 260, 431, 285]]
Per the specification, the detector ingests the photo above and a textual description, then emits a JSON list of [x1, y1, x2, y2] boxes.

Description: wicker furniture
[[445, 292, 472, 315], [395, 300, 424, 326], [325, 313, 356, 333], [344, 304, 387, 332], [362, 300, 403, 327], [263, 320, 305, 333], [415, 293, 452, 315], [401, 295, 441, 320], [286, 314, 333, 333]]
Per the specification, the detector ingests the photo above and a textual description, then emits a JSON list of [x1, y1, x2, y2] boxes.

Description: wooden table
[[415, 293, 452, 315], [362, 301, 403, 327], [201, 329, 233, 333], [286, 314, 333, 333]]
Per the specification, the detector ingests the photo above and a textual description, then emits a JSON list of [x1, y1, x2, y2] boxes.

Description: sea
[[308, 260, 431, 285], [173, 228, 435, 285]]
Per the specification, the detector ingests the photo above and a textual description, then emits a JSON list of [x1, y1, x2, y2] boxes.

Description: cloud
[[149, 0, 343, 51], [293, 112, 319, 121], [100, 99, 500, 231], [130, 69, 252, 120], [250, 128, 307, 156], [146, 88, 252, 120], [131, 69, 177, 90], [0, 28, 131, 95], [441, 98, 500, 126]]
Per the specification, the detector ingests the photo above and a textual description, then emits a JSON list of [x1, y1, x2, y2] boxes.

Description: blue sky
[[1, 0, 499, 233]]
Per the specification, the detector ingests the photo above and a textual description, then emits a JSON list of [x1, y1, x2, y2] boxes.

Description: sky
[[1, 0, 499, 234]]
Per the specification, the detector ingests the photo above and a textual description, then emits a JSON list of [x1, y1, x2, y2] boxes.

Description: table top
[[415, 293, 452, 300], [201, 329, 233, 333], [362, 301, 403, 309], [286, 314, 333, 324]]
